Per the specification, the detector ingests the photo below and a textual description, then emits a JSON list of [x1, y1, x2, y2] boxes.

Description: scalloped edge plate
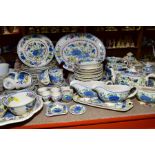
[[0, 96, 43, 126]]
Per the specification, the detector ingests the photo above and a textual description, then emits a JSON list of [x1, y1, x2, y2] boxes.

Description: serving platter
[[17, 34, 54, 67], [55, 33, 106, 72], [73, 95, 134, 112], [0, 96, 43, 126]]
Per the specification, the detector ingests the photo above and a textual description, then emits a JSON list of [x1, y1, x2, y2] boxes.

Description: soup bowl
[[3, 91, 36, 115], [136, 86, 155, 103]]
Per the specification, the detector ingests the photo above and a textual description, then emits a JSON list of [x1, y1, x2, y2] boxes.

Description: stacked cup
[[50, 87, 62, 102], [61, 86, 73, 102]]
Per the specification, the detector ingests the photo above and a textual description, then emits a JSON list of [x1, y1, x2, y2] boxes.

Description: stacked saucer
[[74, 61, 104, 82]]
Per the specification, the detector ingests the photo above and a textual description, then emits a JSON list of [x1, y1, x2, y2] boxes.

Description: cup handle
[[3, 78, 15, 90], [145, 73, 155, 86], [127, 87, 137, 99]]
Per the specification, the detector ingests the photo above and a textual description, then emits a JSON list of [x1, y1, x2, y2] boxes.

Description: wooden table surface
[[1, 99, 155, 129]]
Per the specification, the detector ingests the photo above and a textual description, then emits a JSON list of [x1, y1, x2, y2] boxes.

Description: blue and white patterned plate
[[55, 33, 106, 72], [17, 34, 54, 67], [69, 104, 86, 115]]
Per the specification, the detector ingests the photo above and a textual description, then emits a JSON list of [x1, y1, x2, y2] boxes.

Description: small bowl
[[136, 86, 155, 103], [3, 91, 36, 116]]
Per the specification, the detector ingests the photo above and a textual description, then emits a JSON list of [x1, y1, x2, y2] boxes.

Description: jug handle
[[145, 73, 155, 86], [109, 67, 116, 83], [127, 87, 137, 99]]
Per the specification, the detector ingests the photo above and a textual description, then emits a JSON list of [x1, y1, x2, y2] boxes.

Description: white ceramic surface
[[0, 63, 9, 77], [37, 87, 49, 95]]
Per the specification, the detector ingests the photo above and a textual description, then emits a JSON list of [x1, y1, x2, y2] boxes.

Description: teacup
[[15, 71, 32, 89], [62, 89, 73, 102], [3, 71, 32, 90], [41, 91, 51, 102], [136, 86, 155, 103], [3, 77, 16, 90], [0, 63, 9, 77], [37, 87, 49, 95], [49, 69, 64, 85], [94, 84, 137, 102], [51, 91, 62, 102]]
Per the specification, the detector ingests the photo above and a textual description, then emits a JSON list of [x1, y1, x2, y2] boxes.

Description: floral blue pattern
[[140, 94, 152, 102], [17, 34, 54, 67], [109, 95, 120, 102], [55, 33, 106, 72]]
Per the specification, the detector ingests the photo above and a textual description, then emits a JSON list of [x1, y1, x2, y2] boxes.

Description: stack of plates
[[74, 61, 104, 82]]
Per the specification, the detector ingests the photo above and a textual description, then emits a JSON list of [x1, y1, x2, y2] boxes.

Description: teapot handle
[[109, 67, 116, 83], [145, 73, 155, 86], [127, 87, 137, 99]]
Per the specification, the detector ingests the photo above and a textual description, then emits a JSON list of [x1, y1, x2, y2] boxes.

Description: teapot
[[109, 66, 155, 87]]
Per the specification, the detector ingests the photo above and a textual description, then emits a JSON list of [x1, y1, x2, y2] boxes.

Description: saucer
[[73, 95, 133, 112], [45, 102, 68, 116], [0, 96, 43, 126], [69, 104, 86, 115]]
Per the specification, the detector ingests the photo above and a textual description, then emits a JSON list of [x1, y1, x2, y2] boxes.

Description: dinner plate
[[74, 65, 103, 71], [74, 72, 103, 79], [0, 96, 43, 126], [55, 33, 106, 72], [75, 70, 103, 76], [75, 76, 103, 82], [17, 34, 55, 67], [69, 74, 103, 82]]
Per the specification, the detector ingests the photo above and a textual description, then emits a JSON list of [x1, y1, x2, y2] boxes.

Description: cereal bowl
[[136, 86, 155, 103], [3, 91, 36, 115]]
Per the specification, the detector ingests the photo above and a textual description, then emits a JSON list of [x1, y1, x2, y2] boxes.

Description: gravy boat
[[93, 84, 137, 102]]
